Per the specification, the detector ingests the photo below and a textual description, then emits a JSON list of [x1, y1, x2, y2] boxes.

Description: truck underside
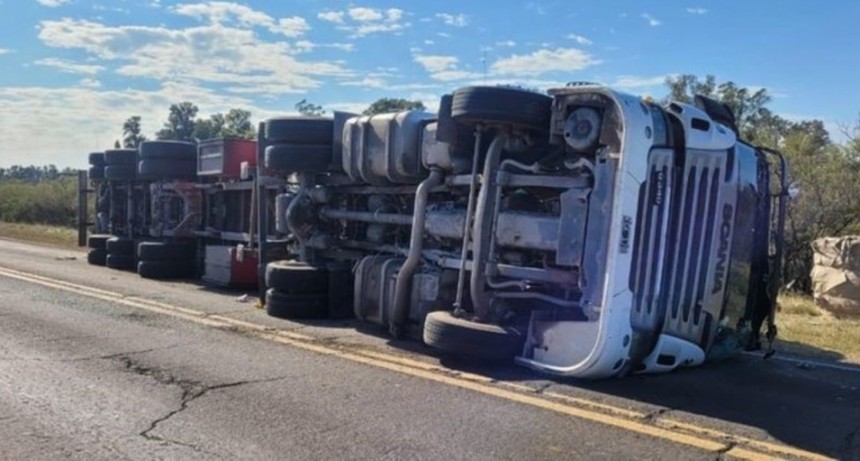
[[259, 84, 787, 378], [81, 83, 786, 379]]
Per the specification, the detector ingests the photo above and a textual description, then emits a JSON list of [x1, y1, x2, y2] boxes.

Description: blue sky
[[0, 0, 858, 168]]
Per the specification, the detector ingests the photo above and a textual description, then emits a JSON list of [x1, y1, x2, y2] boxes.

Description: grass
[[776, 292, 860, 364], [0, 221, 81, 250]]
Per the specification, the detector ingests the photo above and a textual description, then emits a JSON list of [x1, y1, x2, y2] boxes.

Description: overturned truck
[[258, 84, 788, 378]]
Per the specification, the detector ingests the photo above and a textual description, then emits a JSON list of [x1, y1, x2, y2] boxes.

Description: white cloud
[[271, 16, 310, 37], [686, 7, 709, 15], [496, 40, 516, 47], [566, 34, 593, 46], [36, 0, 71, 7], [0, 82, 279, 168], [34, 57, 105, 75], [79, 78, 102, 88], [171, 2, 309, 37], [491, 48, 599, 76], [435, 13, 468, 27], [37, 18, 348, 94], [413, 53, 481, 81], [325, 7, 410, 37], [0, 47, 11, 55], [317, 11, 344, 24], [348, 7, 383, 22], [413, 54, 458, 73], [340, 76, 387, 88], [641, 13, 662, 26], [611, 75, 671, 89]]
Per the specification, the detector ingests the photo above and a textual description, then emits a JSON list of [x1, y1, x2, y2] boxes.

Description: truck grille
[[630, 149, 673, 331], [663, 152, 728, 345], [631, 149, 730, 347]]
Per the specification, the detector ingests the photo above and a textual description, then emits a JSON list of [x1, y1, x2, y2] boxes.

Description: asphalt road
[[0, 238, 858, 460]]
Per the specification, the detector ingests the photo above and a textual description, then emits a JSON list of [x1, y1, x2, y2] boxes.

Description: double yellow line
[[0, 265, 831, 461]]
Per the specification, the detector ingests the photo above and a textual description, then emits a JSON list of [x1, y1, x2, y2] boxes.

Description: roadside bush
[[0, 176, 79, 227]]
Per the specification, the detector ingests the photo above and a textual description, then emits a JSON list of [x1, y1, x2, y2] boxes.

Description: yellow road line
[[0, 265, 832, 460]]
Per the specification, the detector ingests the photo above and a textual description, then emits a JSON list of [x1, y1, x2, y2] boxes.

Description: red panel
[[229, 247, 258, 288], [198, 138, 257, 178]]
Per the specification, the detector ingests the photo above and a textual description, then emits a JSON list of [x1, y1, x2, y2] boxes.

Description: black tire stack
[[86, 234, 111, 266], [88, 152, 106, 181], [136, 241, 196, 279], [264, 260, 330, 319], [104, 149, 138, 181], [105, 236, 136, 270], [137, 141, 198, 180], [263, 117, 335, 173]]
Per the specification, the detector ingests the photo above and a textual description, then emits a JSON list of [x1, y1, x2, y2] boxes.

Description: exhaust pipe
[[390, 168, 445, 337]]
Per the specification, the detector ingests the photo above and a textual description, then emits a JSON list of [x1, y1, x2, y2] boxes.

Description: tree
[[664, 75, 783, 143], [192, 113, 225, 141], [223, 108, 255, 139], [295, 98, 325, 116], [662, 75, 858, 293], [156, 102, 199, 141], [362, 98, 425, 115], [191, 109, 256, 140], [114, 140, 121, 148], [122, 116, 147, 148]]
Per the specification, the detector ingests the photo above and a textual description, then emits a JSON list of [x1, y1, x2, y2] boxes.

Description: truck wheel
[[104, 149, 137, 165], [265, 289, 328, 320], [89, 152, 106, 166], [138, 141, 197, 161], [265, 260, 328, 294], [264, 117, 334, 145], [87, 234, 111, 251], [105, 254, 135, 270], [87, 249, 107, 266], [105, 164, 137, 181], [137, 241, 195, 261], [89, 166, 105, 180], [137, 260, 192, 279], [264, 144, 331, 173], [423, 311, 524, 361], [451, 86, 552, 131], [106, 237, 135, 256], [137, 159, 197, 180]]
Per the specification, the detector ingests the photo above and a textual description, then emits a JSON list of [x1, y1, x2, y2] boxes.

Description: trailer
[[81, 139, 261, 288]]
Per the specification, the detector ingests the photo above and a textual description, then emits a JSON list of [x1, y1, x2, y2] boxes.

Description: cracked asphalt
[[0, 239, 859, 460]]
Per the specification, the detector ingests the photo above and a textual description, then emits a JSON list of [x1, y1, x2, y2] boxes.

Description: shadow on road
[[423, 343, 860, 460]]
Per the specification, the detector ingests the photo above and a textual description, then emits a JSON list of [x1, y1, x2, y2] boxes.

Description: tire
[[106, 254, 135, 270], [423, 311, 525, 361], [88, 166, 105, 180], [139, 141, 198, 161], [264, 144, 331, 173], [137, 260, 193, 279], [451, 86, 552, 131], [106, 237, 135, 255], [104, 149, 137, 165], [105, 164, 136, 181], [265, 260, 328, 293], [87, 234, 111, 251], [87, 249, 107, 266], [265, 289, 328, 320], [137, 241, 195, 261], [263, 117, 334, 145], [89, 152, 106, 166], [137, 159, 197, 180]]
